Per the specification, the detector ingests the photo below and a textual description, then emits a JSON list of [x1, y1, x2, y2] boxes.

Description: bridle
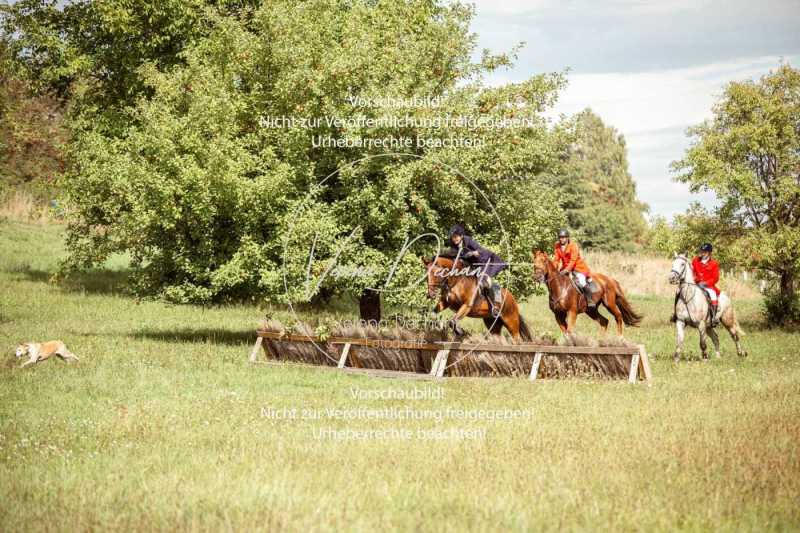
[[534, 256, 568, 310]]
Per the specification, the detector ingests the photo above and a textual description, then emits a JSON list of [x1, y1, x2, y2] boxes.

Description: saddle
[[700, 287, 721, 324], [567, 273, 600, 304]]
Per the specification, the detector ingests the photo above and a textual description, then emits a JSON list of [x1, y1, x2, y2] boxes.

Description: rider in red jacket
[[692, 243, 721, 324]]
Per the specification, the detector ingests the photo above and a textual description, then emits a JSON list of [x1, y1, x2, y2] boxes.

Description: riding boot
[[490, 282, 503, 317], [583, 283, 596, 310], [710, 303, 719, 326]]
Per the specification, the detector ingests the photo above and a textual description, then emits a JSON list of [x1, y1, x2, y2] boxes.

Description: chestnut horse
[[422, 255, 532, 341], [531, 250, 642, 336]]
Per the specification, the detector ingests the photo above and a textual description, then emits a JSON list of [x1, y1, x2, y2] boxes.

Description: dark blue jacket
[[450, 235, 507, 277]]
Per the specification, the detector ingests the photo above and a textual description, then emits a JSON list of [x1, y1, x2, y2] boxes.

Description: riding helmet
[[699, 242, 713, 252], [558, 229, 570, 238]]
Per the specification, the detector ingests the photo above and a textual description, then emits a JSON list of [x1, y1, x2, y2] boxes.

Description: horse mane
[[435, 247, 460, 259]]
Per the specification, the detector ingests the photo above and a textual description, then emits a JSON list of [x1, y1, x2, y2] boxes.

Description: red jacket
[[554, 241, 591, 275], [692, 256, 720, 295]]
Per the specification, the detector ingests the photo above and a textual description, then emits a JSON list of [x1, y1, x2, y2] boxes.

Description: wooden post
[[529, 352, 543, 381], [338, 343, 352, 369], [638, 345, 652, 383], [628, 350, 641, 383], [249, 336, 264, 363], [431, 349, 450, 378]]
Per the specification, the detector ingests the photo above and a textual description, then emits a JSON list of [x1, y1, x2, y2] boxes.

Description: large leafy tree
[[673, 64, 800, 318], [49, 0, 566, 318], [547, 109, 647, 252]]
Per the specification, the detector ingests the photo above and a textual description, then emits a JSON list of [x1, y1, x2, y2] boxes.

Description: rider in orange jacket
[[554, 229, 600, 309]]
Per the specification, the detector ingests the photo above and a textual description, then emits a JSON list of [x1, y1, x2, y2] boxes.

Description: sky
[[469, 0, 800, 219]]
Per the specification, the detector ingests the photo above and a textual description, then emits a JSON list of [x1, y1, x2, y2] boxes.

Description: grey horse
[[668, 254, 747, 361]]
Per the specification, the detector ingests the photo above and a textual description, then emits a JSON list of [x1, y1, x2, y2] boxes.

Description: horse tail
[[612, 279, 643, 327], [518, 315, 533, 341], [729, 307, 745, 336]]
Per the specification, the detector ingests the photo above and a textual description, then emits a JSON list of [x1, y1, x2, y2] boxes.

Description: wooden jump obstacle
[[249, 330, 652, 383]]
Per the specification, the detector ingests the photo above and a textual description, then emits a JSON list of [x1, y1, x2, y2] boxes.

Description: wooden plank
[[341, 367, 439, 380], [337, 343, 351, 369], [257, 331, 318, 342], [248, 336, 264, 363], [638, 345, 653, 383], [529, 352, 543, 381], [437, 343, 639, 355], [431, 349, 450, 378], [628, 350, 641, 383], [255, 330, 640, 355]]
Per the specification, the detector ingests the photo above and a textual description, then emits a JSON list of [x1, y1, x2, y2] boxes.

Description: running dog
[[15, 341, 79, 368]]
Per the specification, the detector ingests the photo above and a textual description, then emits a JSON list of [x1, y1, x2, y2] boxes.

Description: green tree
[[56, 1, 567, 318], [548, 109, 647, 251], [1, 0, 259, 134], [673, 64, 800, 322]]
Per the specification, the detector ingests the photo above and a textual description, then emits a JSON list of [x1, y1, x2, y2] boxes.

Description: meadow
[[1, 219, 799, 531]]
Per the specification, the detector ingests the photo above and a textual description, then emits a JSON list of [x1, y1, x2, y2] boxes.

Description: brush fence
[[249, 330, 652, 383]]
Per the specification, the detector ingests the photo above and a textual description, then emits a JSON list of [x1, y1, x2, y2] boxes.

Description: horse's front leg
[[566, 309, 577, 334], [673, 320, 686, 363], [448, 303, 471, 338], [555, 310, 568, 334], [707, 326, 721, 359], [698, 322, 709, 360]]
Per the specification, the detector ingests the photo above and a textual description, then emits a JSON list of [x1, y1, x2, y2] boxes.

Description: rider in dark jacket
[[447, 224, 507, 317]]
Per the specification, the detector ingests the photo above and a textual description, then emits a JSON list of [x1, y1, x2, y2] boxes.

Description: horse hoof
[[715, 353, 721, 359]]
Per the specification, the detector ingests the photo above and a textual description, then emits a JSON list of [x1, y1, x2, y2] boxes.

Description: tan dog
[[15, 341, 79, 368]]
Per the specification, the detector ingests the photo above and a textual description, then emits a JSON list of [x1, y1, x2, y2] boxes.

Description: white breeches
[[573, 272, 587, 288], [704, 287, 717, 302]]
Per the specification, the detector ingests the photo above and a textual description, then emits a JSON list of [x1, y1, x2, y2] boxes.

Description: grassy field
[[1, 220, 799, 531]]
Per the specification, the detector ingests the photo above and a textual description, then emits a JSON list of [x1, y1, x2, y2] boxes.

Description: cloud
[[538, 56, 800, 217], [468, 1, 800, 217], [471, 0, 800, 73]]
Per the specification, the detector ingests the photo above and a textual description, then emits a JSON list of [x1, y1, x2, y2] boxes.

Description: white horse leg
[[698, 322, 709, 360], [707, 326, 721, 359], [674, 321, 686, 362]]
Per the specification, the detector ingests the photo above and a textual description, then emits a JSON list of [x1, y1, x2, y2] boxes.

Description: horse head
[[669, 252, 690, 285], [421, 254, 460, 300], [531, 249, 554, 283]]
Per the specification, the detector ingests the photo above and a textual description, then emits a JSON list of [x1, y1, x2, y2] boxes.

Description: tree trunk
[[780, 270, 795, 301], [359, 289, 381, 323]]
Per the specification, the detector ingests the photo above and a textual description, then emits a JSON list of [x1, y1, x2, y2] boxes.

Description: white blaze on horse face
[[669, 256, 686, 284]]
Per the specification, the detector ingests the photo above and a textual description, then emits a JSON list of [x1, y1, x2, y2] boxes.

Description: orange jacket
[[554, 241, 591, 275]]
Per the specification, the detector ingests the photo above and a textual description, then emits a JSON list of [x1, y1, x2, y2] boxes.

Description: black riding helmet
[[699, 243, 713, 252], [558, 229, 570, 238]]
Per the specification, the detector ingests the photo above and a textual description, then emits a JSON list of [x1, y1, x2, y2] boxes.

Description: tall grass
[[0, 189, 58, 224], [586, 250, 760, 299]]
